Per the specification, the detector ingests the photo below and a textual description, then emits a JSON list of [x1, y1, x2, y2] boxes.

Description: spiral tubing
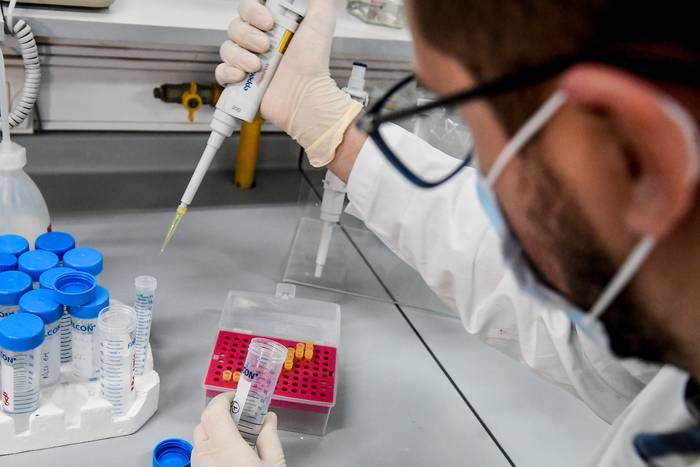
[[6, 19, 40, 128]]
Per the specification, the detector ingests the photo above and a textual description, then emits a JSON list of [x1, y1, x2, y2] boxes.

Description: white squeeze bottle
[[0, 53, 50, 243]]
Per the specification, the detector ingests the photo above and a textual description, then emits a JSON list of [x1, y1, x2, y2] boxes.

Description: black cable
[[0, 2, 6, 33], [33, 102, 43, 132], [295, 150, 517, 466]]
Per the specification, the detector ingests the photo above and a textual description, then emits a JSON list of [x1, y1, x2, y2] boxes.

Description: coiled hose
[[6, 18, 40, 128]]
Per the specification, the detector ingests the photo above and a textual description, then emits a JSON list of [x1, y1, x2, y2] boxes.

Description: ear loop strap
[[584, 236, 656, 323], [485, 91, 568, 187], [586, 95, 700, 323], [481, 89, 657, 325]]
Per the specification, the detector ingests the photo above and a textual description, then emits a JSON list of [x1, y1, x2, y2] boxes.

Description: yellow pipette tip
[[160, 204, 188, 253]]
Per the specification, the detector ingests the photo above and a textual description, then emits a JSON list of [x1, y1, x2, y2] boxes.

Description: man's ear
[[561, 64, 700, 239]]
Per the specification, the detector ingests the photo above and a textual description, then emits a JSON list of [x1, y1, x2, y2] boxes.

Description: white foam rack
[[0, 347, 159, 455]]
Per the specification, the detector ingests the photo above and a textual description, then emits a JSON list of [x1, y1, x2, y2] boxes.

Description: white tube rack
[[0, 347, 159, 455]]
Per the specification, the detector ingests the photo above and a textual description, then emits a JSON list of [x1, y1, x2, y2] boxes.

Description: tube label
[[42, 326, 61, 385], [71, 318, 98, 379], [230, 365, 257, 425], [1, 353, 16, 412]]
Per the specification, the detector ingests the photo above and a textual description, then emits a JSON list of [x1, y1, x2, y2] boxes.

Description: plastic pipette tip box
[[204, 331, 337, 413]]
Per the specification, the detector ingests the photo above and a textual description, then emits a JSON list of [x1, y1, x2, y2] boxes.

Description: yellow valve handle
[[181, 82, 203, 122]]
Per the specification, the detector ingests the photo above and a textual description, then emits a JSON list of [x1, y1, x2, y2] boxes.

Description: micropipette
[[161, 0, 310, 252], [315, 172, 346, 277], [314, 63, 369, 277]]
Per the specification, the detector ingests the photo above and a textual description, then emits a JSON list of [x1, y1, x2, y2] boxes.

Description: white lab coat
[[345, 123, 698, 466]]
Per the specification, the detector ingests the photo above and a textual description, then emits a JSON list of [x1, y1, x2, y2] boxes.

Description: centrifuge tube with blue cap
[[134, 275, 156, 375], [0, 254, 17, 272], [18, 250, 59, 288], [39, 267, 76, 291], [0, 270, 32, 319], [66, 283, 109, 381], [35, 232, 75, 261], [50, 271, 100, 380], [0, 234, 29, 257], [63, 247, 103, 276], [40, 267, 76, 363], [98, 304, 136, 416], [0, 312, 44, 413], [230, 338, 287, 447], [19, 289, 62, 386]]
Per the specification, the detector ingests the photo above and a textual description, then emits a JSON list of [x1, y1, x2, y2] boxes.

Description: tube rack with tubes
[[204, 285, 340, 436], [0, 301, 159, 455], [0, 273, 159, 454]]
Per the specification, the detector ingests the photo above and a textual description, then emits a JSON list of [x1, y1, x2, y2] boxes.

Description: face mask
[[475, 90, 657, 345]]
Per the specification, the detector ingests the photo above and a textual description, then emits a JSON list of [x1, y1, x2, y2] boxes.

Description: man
[[192, 1, 700, 465]]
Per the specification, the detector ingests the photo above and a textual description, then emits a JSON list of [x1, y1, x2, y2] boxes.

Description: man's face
[[405, 7, 679, 363]]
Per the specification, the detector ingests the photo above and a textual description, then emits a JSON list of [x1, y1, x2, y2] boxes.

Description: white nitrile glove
[[216, 0, 363, 167], [192, 392, 286, 467]]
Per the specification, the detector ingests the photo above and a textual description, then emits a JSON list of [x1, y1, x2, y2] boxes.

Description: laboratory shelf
[[13, 0, 412, 61]]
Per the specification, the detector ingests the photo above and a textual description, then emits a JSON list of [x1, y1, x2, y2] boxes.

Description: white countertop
[[6, 204, 512, 467]]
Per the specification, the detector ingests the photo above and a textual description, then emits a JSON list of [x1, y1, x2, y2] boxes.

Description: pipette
[[315, 172, 346, 277], [314, 63, 369, 277], [161, 0, 310, 253]]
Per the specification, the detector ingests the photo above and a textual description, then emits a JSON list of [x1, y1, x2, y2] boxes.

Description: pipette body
[[162, 0, 309, 252], [314, 63, 369, 277], [314, 172, 346, 277]]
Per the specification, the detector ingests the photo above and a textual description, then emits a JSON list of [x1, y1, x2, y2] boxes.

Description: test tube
[[0, 313, 44, 413], [63, 247, 104, 277], [0, 253, 17, 273], [133, 275, 157, 375], [230, 338, 287, 447], [68, 285, 110, 380], [39, 267, 76, 364], [18, 250, 60, 289], [98, 304, 136, 416], [0, 271, 32, 319], [19, 289, 63, 387], [34, 232, 76, 263], [0, 234, 29, 257]]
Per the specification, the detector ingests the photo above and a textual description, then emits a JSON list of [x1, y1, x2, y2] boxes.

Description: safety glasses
[[357, 50, 700, 188]]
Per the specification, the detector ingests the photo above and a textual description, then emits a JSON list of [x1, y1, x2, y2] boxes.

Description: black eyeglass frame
[[356, 50, 700, 188]]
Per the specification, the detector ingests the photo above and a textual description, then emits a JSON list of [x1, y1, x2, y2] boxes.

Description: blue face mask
[[475, 90, 657, 346]]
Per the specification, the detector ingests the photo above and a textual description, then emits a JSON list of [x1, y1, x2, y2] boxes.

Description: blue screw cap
[[0, 312, 45, 352], [0, 271, 33, 306], [18, 250, 60, 281], [68, 285, 109, 320], [39, 267, 76, 290], [0, 254, 17, 272], [35, 232, 76, 260], [153, 438, 192, 467], [0, 235, 29, 257], [19, 289, 63, 324], [52, 271, 97, 307], [63, 247, 103, 276]]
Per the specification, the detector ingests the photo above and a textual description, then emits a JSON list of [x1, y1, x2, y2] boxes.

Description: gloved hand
[[216, 0, 363, 167], [192, 392, 286, 467]]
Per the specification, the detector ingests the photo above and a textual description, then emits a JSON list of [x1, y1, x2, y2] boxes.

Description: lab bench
[[6, 205, 512, 466], [4, 187, 608, 466]]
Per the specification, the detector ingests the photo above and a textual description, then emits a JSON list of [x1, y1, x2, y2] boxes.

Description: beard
[[522, 157, 677, 364]]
